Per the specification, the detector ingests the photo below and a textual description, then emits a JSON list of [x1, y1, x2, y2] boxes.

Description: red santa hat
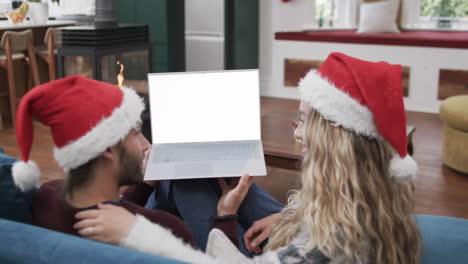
[[12, 76, 144, 191], [298, 52, 417, 180]]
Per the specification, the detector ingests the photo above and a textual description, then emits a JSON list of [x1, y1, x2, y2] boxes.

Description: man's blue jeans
[[145, 179, 284, 255]]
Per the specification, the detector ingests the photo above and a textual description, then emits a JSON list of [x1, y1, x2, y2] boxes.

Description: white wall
[[259, 0, 315, 98], [0, 0, 10, 14], [267, 40, 468, 113], [57, 0, 95, 16], [271, 0, 316, 32]]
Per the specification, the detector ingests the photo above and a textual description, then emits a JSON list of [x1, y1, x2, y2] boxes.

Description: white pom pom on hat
[[389, 155, 418, 180], [12, 160, 40, 191]]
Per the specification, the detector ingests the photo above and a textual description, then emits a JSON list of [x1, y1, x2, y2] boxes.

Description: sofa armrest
[[0, 219, 187, 264], [417, 214, 468, 264]]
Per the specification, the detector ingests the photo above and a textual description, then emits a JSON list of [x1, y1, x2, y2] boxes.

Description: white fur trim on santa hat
[[298, 70, 379, 138], [54, 87, 144, 172], [389, 154, 418, 180], [12, 160, 40, 192]]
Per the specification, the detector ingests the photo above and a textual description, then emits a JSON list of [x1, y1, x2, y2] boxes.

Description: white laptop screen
[[148, 70, 261, 144]]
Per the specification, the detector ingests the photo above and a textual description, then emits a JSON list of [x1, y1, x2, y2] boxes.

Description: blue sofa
[[1, 148, 467, 263], [0, 219, 185, 264], [0, 148, 185, 264]]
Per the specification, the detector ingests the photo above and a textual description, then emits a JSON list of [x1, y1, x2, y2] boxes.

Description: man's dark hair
[[62, 142, 126, 199], [62, 156, 99, 199]]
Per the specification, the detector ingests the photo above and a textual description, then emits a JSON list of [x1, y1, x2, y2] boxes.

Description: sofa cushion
[[0, 149, 36, 223], [0, 219, 186, 264], [417, 214, 468, 264], [439, 95, 468, 132], [357, 0, 400, 34]]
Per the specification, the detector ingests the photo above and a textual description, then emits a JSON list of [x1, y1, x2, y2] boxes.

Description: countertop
[[0, 20, 76, 31]]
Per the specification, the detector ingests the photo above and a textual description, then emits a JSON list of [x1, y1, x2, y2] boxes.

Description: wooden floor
[[1, 107, 467, 219]]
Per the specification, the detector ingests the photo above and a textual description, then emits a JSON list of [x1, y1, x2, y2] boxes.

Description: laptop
[[144, 70, 267, 181]]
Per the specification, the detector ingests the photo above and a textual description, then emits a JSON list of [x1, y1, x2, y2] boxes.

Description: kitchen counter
[[0, 20, 75, 31]]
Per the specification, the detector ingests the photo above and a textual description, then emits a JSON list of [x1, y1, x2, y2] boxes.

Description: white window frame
[[331, 0, 360, 29], [401, 0, 468, 30]]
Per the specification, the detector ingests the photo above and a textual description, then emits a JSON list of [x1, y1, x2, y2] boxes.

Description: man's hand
[[74, 203, 136, 244], [244, 212, 282, 254], [217, 174, 254, 216]]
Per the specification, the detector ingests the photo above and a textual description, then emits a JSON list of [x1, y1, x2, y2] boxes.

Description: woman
[[75, 52, 421, 263]]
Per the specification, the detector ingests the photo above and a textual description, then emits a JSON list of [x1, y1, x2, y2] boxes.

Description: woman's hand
[[74, 203, 136, 245], [244, 212, 282, 254], [216, 174, 254, 216]]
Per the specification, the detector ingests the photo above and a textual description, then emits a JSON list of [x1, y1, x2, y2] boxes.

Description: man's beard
[[117, 146, 144, 186]]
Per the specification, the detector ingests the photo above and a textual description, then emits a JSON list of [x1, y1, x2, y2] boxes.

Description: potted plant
[[28, 0, 49, 24]]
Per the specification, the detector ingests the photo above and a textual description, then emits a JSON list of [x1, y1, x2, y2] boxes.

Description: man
[[12, 75, 282, 255], [12, 76, 239, 248]]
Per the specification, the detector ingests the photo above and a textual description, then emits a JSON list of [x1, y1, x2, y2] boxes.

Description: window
[[48, 0, 61, 18], [404, 0, 468, 30], [327, 0, 361, 29], [421, 0, 468, 18], [315, 0, 334, 27]]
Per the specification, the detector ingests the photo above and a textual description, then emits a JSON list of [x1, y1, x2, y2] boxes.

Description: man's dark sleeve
[[212, 219, 239, 248]]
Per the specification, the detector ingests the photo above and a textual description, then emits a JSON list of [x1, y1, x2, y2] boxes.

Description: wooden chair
[[35, 27, 61, 81], [0, 29, 40, 128]]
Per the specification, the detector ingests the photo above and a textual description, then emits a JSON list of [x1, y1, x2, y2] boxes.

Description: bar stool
[[0, 29, 40, 128], [35, 27, 61, 81]]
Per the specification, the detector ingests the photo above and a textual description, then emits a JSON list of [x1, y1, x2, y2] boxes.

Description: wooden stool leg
[[6, 58, 17, 128], [47, 31, 56, 81], [28, 38, 40, 86], [26, 59, 32, 91], [5, 39, 17, 128], [48, 54, 56, 81]]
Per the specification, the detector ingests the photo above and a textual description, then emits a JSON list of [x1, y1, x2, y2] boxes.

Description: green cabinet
[[115, 0, 258, 72], [115, 0, 184, 72], [226, 0, 259, 70]]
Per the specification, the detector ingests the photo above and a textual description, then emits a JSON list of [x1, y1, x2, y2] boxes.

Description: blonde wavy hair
[[265, 109, 421, 264]]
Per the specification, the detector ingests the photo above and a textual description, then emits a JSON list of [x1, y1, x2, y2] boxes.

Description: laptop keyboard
[[153, 141, 261, 163]]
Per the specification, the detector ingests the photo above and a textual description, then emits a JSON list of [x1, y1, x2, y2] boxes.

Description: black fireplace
[[57, 0, 151, 88], [57, 24, 151, 86]]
